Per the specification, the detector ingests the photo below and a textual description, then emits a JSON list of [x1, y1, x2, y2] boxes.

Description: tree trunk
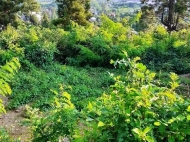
[[167, 0, 175, 31]]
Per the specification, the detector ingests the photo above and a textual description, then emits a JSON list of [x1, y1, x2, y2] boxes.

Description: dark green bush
[[24, 41, 57, 67], [0, 25, 24, 65]]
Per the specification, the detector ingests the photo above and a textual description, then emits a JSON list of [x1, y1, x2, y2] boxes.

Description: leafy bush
[[24, 41, 57, 67], [0, 25, 24, 65], [79, 56, 190, 141], [28, 56, 190, 141], [1, 18, 190, 74], [28, 86, 78, 142], [0, 58, 20, 113]]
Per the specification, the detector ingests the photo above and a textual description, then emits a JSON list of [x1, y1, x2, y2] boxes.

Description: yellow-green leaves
[[52, 86, 76, 109], [133, 127, 154, 142], [173, 40, 186, 48], [169, 73, 179, 90], [154, 122, 161, 126], [0, 58, 20, 114], [0, 57, 20, 96], [187, 106, 190, 121], [187, 106, 190, 112], [0, 83, 12, 96], [87, 102, 93, 111], [187, 115, 190, 121], [98, 121, 105, 127]]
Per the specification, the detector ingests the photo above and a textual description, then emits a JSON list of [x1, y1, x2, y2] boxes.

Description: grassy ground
[[8, 62, 124, 110], [8, 60, 190, 111]]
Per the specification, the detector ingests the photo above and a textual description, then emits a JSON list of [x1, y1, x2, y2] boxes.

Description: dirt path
[[0, 97, 31, 142], [180, 73, 190, 97]]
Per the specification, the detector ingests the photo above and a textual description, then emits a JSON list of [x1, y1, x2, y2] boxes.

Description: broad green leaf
[[132, 128, 141, 135], [63, 92, 71, 100], [159, 125, 166, 135], [154, 122, 161, 126], [187, 106, 190, 112], [98, 121, 105, 127], [145, 136, 155, 142], [176, 115, 185, 121], [168, 136, 175, 142], [181, 129, 190, 134], [187, 115, 190, 120], [143, 127, 151, 134], [87, 102, 93, 111]]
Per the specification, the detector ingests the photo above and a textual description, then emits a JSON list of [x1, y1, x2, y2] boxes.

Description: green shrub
[[0, 25, 24, 64], [29, 56, 190, 141], [0, 58, 20, 113], [78, 56, 190, 141], [56, 34, 80, 64], [24, 41, 57, 67]]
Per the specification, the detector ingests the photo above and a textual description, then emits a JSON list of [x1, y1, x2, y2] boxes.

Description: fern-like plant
[[0, 58, 20, 113]]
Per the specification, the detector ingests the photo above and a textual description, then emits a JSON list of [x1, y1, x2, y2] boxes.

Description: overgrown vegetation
[[0, 2, 190, 140], [27, 56, 190, 141], [0, 127, 20, 142], [9, 63, 117, 110], [0, 58, 20, 113]]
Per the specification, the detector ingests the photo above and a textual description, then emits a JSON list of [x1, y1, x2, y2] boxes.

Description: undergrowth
[[9, 61, 122, 110]]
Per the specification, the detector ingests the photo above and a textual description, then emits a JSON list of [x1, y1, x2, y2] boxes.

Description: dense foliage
[[28, 56, 190, 141], [0, 16, 190, 110], [0, 4, 190, 140], [0, 58, 20, 114], [55, 0, 91, 27], [141, 0, 190, 31], [0, 0, 40, 28]]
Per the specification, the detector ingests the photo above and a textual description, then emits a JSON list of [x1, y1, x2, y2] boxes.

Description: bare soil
[[180, 73, 190, 79], [0, 96, 31, 142]]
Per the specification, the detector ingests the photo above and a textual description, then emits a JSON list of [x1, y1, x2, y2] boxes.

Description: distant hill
[[36, 0, 55, 5], [111, 0, 140, 3], [36, 0, 141, 21], [36, 0, 141, 6]]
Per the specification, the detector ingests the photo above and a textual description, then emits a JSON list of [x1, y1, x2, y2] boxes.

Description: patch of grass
[[0, 127, 20, 142], [9, 61, 122, 110]]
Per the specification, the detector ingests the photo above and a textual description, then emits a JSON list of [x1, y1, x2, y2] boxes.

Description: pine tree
[[42, 12, 50, 27], [56, 0, 92, 27], [22, 0, 40, 16]]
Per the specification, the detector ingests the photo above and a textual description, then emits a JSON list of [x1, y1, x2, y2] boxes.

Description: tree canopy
[[0, 0, 40, 28], [55, 0, 92, 27], [0, 0, 23, 28], [141, 0, 190, 31]]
